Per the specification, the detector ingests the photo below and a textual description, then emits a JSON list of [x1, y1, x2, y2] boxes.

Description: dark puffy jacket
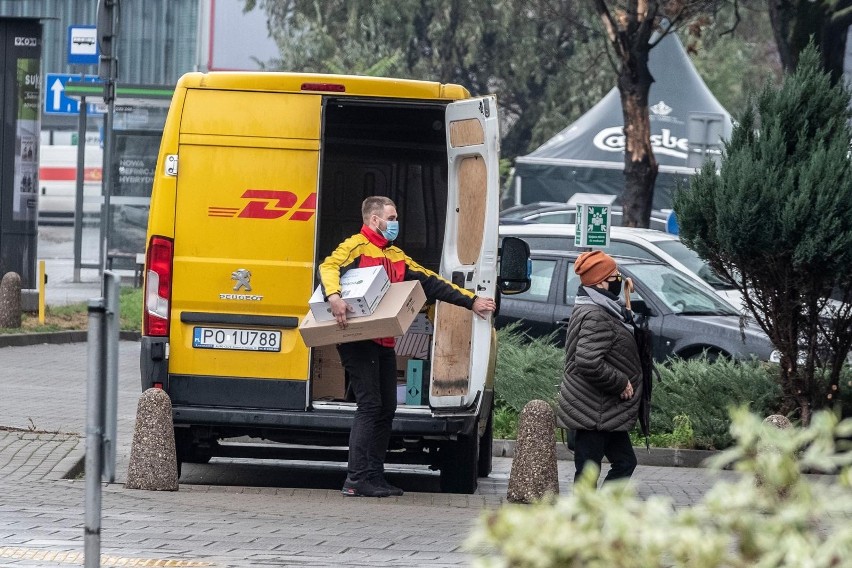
[[556, 302, 642, 432]]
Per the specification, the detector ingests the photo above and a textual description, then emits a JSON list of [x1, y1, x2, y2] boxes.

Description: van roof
[[176, 72, 471, 101]]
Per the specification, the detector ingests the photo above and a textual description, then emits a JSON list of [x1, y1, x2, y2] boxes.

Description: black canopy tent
[[512, 32, 733, 210]]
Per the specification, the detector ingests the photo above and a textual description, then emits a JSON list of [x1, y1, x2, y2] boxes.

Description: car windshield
[[625, 263, 739, 316], [651, 239, 736, 291]]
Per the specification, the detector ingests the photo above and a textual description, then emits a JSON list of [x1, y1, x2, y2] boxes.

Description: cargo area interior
[[310, 98, 452, 407]]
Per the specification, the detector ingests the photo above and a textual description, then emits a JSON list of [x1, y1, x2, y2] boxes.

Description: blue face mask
[[381, 220, 399, 241]]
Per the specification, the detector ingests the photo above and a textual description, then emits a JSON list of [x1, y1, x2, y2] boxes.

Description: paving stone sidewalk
[[1, 341, 847, 567]]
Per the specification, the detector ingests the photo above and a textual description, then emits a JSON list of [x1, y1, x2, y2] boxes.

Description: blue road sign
[[666, 210, 679, 235], [43, 73, 103, 116], [67, 25, 99, 65]]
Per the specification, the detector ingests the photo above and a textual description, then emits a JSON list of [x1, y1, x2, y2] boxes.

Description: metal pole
[[98, 0, 119, 287], [74, 98, 87, 283], [102, 271, 119, 482], [101, 94, 114, 286], [84, 298, 106, 568]]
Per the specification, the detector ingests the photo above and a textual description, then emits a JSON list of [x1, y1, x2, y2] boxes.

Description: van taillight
[[144, 236, 173, 336]]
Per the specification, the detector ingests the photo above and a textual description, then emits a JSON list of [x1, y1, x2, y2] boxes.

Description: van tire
[[174, 428, 215, 473], [439, 431, 479, 494], [478, 410, 493, 477]]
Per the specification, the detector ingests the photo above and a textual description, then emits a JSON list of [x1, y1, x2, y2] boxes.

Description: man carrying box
[[319, 196, 496, 498]]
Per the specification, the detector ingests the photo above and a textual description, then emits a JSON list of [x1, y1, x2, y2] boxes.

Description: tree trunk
[[768, 0, 796, 72], [617, 53, 657, 228], [768, 0, 852, 83], [821, 0, 852, 85]]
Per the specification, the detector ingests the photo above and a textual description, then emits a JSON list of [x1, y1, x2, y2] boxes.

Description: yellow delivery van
[[140, 72, 530, 493]]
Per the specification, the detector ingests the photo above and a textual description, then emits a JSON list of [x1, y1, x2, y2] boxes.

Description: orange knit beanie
[[574, 250, 617, 286]]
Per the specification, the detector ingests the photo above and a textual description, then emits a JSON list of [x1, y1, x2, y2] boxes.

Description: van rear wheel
[[174, 428, 216, 477], [439, 431, 479, 494]]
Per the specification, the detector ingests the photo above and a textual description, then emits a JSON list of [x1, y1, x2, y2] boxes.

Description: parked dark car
[[495, 251, 776, 362]]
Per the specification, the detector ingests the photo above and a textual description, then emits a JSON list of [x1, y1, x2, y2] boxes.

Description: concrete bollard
[[0, 272, 22, 328], [507, 400, 560, 503], [125, 388, 178, 491], [763, 414, 792, 429]]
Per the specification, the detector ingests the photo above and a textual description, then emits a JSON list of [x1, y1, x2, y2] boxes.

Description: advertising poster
[[13, 57, 40, 222], [109, 131, 160, 255]]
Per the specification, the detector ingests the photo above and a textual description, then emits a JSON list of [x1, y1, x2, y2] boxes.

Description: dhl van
[[140, 72, 530, 494]]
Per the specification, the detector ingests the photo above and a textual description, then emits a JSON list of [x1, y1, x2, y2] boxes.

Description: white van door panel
[[430, 96, 499, 409]]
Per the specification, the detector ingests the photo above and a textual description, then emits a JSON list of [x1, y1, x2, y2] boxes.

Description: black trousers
[[573, 429, 637, 484], [336, 340, 397, 483]]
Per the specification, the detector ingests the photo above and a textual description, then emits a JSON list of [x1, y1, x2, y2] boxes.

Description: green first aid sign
[[576, 204, 611, 247]]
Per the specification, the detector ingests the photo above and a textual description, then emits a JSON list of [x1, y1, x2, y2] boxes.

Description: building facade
[[0, 0, 277, 132]]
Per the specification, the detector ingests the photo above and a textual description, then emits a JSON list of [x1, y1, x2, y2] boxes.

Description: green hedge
[[649, 356, 782, 449], [494, 324, 563, 413], [495, 328, 793, 449]]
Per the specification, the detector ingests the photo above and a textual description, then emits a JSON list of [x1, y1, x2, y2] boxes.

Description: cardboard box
[[407, 313, 434, 335], [309, 266, 390, 322], [394, 332, 432, 359], [396, 355, 411, 381], [299, 280, 427, 347], [311, 345, 347, 400]]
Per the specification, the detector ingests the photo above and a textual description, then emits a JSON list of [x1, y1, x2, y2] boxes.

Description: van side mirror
[[498, 236, 531, 295]]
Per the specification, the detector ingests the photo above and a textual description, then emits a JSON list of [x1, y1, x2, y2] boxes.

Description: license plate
[[192, 327, 281, 352]]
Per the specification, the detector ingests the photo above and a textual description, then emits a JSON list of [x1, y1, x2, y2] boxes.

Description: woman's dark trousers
[[573, 429, 637, 484]]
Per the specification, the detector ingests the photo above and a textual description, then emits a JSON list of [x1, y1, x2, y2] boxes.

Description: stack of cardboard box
[[311, 345, 346, 400], [300, 267, 428, 403]]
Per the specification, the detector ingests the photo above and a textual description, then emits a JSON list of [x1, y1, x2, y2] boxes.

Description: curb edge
[[0, 330, 141, 348], [492, 439, 716, 468]]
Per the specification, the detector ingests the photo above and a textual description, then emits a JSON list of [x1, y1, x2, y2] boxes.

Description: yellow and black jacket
[[319, 225, 476, 347]]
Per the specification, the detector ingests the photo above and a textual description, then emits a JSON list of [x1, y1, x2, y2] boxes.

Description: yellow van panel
[[177, 71, 470, 101], [167, 136, 319, 380], [180, 90, 321, 140]]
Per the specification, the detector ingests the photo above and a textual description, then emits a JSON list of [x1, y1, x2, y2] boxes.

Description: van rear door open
[[431, 96, 500, 410], [167, 90, 321, 410]]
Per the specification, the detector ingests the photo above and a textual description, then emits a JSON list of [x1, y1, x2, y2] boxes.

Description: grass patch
[[0, 286, 143, 334], [119, 286, 142, 331]]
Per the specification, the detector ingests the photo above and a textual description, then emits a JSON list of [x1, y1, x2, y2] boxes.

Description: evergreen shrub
[[650, 356, 782, 449], [495, 328, 789, 448], [494, 325, 563, 412]]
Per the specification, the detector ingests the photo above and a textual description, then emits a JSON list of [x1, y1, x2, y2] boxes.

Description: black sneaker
[[341, 478, 391, 498], [373, 476, 404, 497]]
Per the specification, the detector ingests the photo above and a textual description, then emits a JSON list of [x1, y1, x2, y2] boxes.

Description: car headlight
[[768, 350, 810, 365]]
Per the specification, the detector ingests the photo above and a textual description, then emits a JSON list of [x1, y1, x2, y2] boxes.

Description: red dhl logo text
[[208, 191, 316, 220]]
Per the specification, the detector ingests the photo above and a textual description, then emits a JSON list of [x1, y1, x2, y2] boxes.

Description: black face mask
[[607, 274, 622, 297]]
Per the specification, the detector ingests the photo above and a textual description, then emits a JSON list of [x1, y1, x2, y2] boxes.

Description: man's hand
[[620, 381, 634, 400], [472, 296, 497, 319], [328, 294, 353, 329]]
